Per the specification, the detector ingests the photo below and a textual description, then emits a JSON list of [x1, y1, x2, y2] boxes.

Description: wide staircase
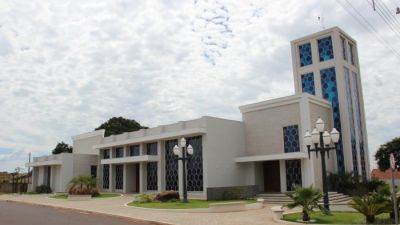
[[257, 192, 352, 205]]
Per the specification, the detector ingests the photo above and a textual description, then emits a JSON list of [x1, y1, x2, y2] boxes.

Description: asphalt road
[[0, 201, 160, 225]]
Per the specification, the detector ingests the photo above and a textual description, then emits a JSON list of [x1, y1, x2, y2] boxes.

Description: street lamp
[[173, 137, 194, 203], [304, 118, 340, 212]]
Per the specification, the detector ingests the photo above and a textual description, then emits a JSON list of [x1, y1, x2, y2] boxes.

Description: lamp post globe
[[173, 145, 180, 156], [311, 128, 320, 145], [180, 137, 186, 147], [330, 128, 340, 143], [316, 118, 325, 133], [323, 131, 331, 145], [187, 145, 194, 155]]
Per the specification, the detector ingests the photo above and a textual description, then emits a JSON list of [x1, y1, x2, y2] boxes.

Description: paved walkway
[[0, 194, 286, 225]]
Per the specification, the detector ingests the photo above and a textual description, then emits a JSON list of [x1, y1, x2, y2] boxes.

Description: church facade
[[27, 27, 370, 199]]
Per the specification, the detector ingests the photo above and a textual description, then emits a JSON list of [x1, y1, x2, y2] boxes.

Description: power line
[[376, 0, 400, 29], [336, 0, 400, 60], [368, 0, 400, 39]]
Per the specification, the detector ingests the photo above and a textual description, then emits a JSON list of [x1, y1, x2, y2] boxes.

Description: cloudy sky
[[0, 0, 399, 172]]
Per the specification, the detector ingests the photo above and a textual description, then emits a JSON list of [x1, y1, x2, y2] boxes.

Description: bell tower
[[290, 27, 369, 179]]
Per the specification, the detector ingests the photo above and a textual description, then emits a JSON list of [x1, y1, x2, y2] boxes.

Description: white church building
[[27, 27, 370, 199]]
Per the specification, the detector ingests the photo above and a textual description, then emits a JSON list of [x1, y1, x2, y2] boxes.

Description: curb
[[1, 199, 173, 225]]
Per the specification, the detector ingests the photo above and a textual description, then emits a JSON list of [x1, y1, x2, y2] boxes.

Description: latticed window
[[318, 36, 334, 61], [301, 72, 315, 95], [286, 160, 302, 191], [147, 162, 158, 190], [341, 37, 347, 61], [103, 165, 109, 189], [115, 165, 123, 190], [90, 165, 97, 178], [187, 136, 203, 192], [146, 142, 158, 155], [298, 43, 312, 67], [115, 147, 124, 158], [349, 42, 355, 65], [129, 145, 140, 156], [165, 139, 179, 191], [283, 125, 300, 153], [103, 149, 110, 159]]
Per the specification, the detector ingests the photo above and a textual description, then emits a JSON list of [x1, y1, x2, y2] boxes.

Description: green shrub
[[154, 191, 179, 202], [36, 185, 52, 193], [349, 193, 390, 223], [328, 172, 386, 196], [136, 193, 154, 203]]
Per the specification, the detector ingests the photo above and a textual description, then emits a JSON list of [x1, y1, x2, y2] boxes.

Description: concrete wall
[[242, 102, 301, 156], [73, 130, 104, 155], [203, 117, 250, 189]]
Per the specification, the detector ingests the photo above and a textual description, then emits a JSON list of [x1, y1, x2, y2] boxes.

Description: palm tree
[[349, 194, 390, 223], [68, 175, 97, 195], [287, 186, 323, 222]]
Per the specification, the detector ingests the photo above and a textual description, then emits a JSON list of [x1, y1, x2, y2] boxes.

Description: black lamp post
[[173, 137, 194, 203], [303, 118, 340, 213]]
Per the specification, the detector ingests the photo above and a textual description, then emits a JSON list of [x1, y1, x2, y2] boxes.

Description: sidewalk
[[0, 194, 285, 225]]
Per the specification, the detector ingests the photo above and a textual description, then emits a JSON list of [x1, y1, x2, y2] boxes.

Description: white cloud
[[0, 0, 398, 171]]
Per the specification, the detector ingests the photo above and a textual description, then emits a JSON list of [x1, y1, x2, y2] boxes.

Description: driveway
[[0, 194, 284, 225], [0, 201, 160, 225]]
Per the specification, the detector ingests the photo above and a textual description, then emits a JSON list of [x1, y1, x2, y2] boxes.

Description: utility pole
[[390, 153, 398, 225]]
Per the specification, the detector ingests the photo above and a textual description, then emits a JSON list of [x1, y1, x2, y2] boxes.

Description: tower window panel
[[344, 67, 358, 174], [349, 42, 356, 65], [301, 72, 315, 95], [298, 43, 313, 67], [318, 36, 334, 61], [341, 37, 347, 61], [103, 149, 110, 159], [320, 67, 345, 172]]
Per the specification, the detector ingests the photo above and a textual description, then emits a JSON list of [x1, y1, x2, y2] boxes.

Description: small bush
[[36, 185, 52, 193], [135, 193, 154, 203], [154, 191, 180, 202], [328, 172, 387, 196]]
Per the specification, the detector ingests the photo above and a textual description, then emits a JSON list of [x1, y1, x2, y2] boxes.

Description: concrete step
[[257, 192, 352, 205]]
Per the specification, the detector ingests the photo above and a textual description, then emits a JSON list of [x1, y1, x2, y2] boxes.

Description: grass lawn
[[51, 193, 120, 199], [283, 212, 391, 224], [128, 199, 256, 209]]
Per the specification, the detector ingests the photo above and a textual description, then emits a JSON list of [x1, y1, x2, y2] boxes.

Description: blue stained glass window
[[147, 162, 158, 191], [344, 67, 358, 174], [187, 136, 203, 192], [283, 125, 300, 153], [301, 72, 315, 95], [146, 142, 158, 155], [299, 43, 312, 67], [351, 72, 367, 179], [165, 139, 179, 191], [318, 36, 334, 61], [286, 160, 302, 191], [320, 67, 345, 172]]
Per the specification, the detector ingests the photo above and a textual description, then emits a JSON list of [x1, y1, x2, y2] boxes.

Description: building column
[[157, 140, 164, 192], [109, 165, 114, 192], [279, 160, 287, 193], [123, 164, 127, 193], [139, 162, 146, 193]]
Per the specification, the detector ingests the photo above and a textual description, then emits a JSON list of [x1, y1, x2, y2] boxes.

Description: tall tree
[[95, 117, 147, 137], [375, 137, 400, 171], [52, 142, 73, 155]]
